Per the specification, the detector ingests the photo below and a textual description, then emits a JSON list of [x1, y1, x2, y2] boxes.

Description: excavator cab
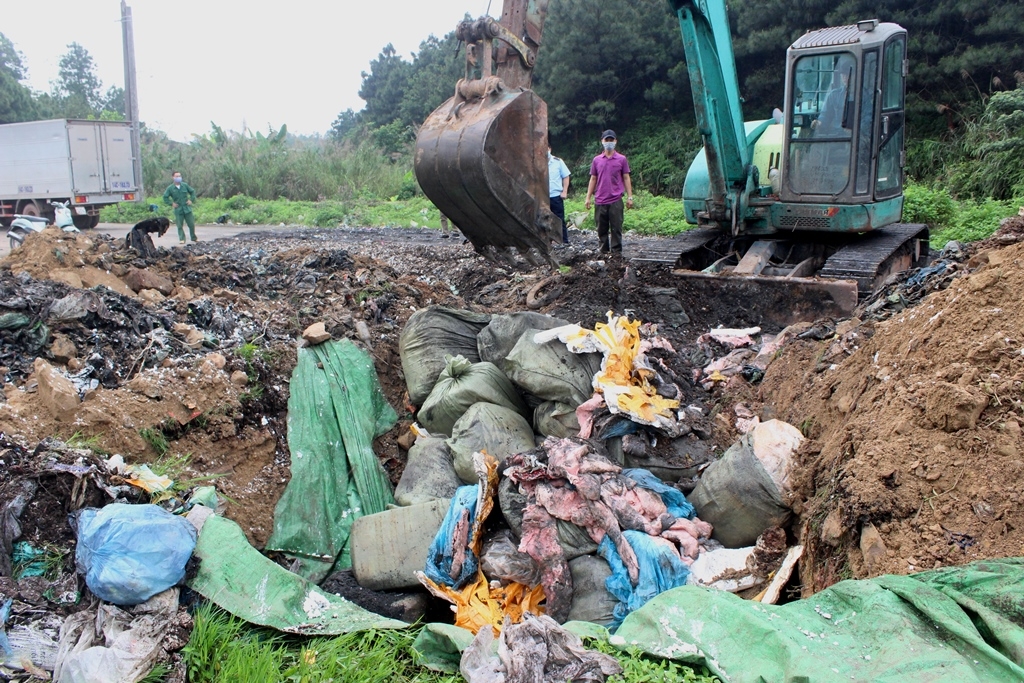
[[781, 20, 907, 223], [414, 2, 560, 265]]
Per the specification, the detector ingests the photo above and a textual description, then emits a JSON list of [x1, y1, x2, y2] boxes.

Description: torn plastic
[[535, 313, 683, 435], [53, 588, 178, 683], [122, 464, 173, 494], [460, 613, 622, 683]]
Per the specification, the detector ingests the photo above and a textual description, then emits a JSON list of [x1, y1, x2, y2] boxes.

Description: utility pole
[[121, 1, 143, 200]]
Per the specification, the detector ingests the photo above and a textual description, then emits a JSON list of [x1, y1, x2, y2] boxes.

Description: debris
[[756, 544, 804, 605], [34, 358, 80, 420], [460, 614, 622, 683], [859, 523, 887, 573], [123, 268, 174, 296], [265, 340, 397, 581], [687, 546, 762, 592], [0, 480, 37, 578], [75, 504, 197, 606], [122, 464, 173, 494], [189, 514, 405, 634]]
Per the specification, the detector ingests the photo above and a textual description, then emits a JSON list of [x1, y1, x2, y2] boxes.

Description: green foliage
[[139, 427, 170, 457], [902, 181, 1018, 248], [948, 86, 1024, 200], [66, 430, 105, 451], [182, 603, 461, 683], [902, 182, 956, 228], [587, 638, 721, 682]]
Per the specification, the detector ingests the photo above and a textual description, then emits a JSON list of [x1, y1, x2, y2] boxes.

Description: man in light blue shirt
[[548, 146, 571, 244]]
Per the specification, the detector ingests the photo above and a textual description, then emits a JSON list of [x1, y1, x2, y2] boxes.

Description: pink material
[[575, 395, 604, 439], [518, 502, 573, 622]]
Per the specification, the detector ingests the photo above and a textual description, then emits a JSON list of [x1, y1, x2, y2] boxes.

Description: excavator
[[414, 0, 930, 316]]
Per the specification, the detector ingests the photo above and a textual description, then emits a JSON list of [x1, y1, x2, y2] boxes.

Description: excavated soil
[[761, 238, 1024, 592]]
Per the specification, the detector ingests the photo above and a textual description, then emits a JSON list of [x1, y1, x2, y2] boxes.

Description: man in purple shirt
[[584, 129, 634, 255]]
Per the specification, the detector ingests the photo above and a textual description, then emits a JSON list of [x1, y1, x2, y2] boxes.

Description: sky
[[6, 0, 498, 142]]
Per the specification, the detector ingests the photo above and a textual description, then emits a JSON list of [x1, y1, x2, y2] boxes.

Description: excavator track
[[627, 227, 722, 266], [818, 223, 930, 297]]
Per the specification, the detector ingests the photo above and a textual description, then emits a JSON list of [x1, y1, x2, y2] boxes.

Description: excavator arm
[[668, 0, 756, 234]]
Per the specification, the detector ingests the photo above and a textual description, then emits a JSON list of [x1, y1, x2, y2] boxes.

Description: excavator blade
[[414, 88, 560, 259]]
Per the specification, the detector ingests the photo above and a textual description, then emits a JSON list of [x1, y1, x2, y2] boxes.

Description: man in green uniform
[[162, 171, 198, 245]]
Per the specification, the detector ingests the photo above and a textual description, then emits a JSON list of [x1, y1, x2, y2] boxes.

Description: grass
[[139, 427, 170, 457], [182, 604, 461, 683], [12, 542, 69, 581], [180, 603, 722, 683], [65, 430, 109, 454]]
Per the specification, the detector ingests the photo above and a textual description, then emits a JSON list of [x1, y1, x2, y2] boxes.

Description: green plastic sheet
[[615, 558, 1024, 682], [189, 515, 406, 634], [265, 339, 397, 581]]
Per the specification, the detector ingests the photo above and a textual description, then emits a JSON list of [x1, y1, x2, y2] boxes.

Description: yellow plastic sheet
[[421, 570, 546, 635]]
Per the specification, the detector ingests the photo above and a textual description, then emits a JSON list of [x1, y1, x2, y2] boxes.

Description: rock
[[170, 285, 197, 301], [230, 370, 249, 387], [124, 268, 175, 295], [820, 508, 844, 546], [137, 288, 166, 304], [127, 374, 163, 399], [349, 499, 451, 590], [925, 382, 989, 432], [206, 353, 227, 370], [302, 322, 332, 345], [50, 333, 77, 363], [396, 427, 416, 452], [355, 320, 372, 345], [185, 329, 205, 349], [859, 523, 887, 572], [77, 266, 135, 298], [33, 358, 79, 420]]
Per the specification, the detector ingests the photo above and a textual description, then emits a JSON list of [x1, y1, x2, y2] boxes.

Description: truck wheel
[[18, 201, 40, 217], [73, 214, 98, 230]]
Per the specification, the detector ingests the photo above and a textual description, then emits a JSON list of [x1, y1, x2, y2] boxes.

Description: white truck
[[0, 119, 140, 229]]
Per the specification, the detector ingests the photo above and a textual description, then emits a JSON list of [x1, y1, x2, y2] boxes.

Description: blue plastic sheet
[[424, 485, 481, 589], [623, 468, 696, 520], [75, 504, 197, 605], [598, 530, 691, 630]]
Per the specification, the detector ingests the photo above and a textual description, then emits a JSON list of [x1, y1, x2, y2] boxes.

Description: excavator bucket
[[415, 87, 560, 261]]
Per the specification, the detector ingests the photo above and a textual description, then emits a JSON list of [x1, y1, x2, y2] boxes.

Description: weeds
[[13, 542, 68, 581], [587, 638, 720, 682], [65, 431, 108, 454], [139, 427, 170, 457], [182, 604, 461, 683]]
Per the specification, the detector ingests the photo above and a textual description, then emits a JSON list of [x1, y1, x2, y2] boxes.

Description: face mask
[[174, 177, 182, 185], [602, 141, 616, 152]]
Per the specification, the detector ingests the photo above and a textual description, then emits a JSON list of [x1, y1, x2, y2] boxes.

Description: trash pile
[[4, 222, 1024, 681]]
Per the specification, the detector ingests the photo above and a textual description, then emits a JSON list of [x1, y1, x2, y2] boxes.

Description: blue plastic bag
[[75, 504, 197, 605], [423, 485, 481, 589], [623, 468, 696, 520]]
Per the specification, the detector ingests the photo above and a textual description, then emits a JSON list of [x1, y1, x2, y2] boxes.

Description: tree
[[328, 109, 360, 141], [53, 42, 103, 116], [358, 44, 414, 128], [0, 32, 45, 124]]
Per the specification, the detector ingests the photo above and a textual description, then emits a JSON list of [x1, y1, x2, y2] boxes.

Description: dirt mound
[[761, 241, 1024, 592]]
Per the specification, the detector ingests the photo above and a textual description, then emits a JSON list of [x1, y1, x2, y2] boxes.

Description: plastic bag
[[480, 530, 541, 586], [566, 555, 617, 626], [418, 355, 527, 436], [75, 504, 197, 605], [395, 437, 462, 506], [533, 401, 581, 438], [504, 330, 602, 407], [399, 306, 492, 406], [477, 312, 568, 365], [448, 403, 537, 483], [688, 419, 802, 547]]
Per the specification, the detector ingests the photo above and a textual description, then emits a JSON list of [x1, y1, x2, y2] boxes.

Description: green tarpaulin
[[265, 339, 397, 581], [615, 558, 1024, 682], [189, 515, 406, 635]]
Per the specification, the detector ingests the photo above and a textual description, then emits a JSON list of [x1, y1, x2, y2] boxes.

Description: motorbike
[[7, 200, 79, 250]]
